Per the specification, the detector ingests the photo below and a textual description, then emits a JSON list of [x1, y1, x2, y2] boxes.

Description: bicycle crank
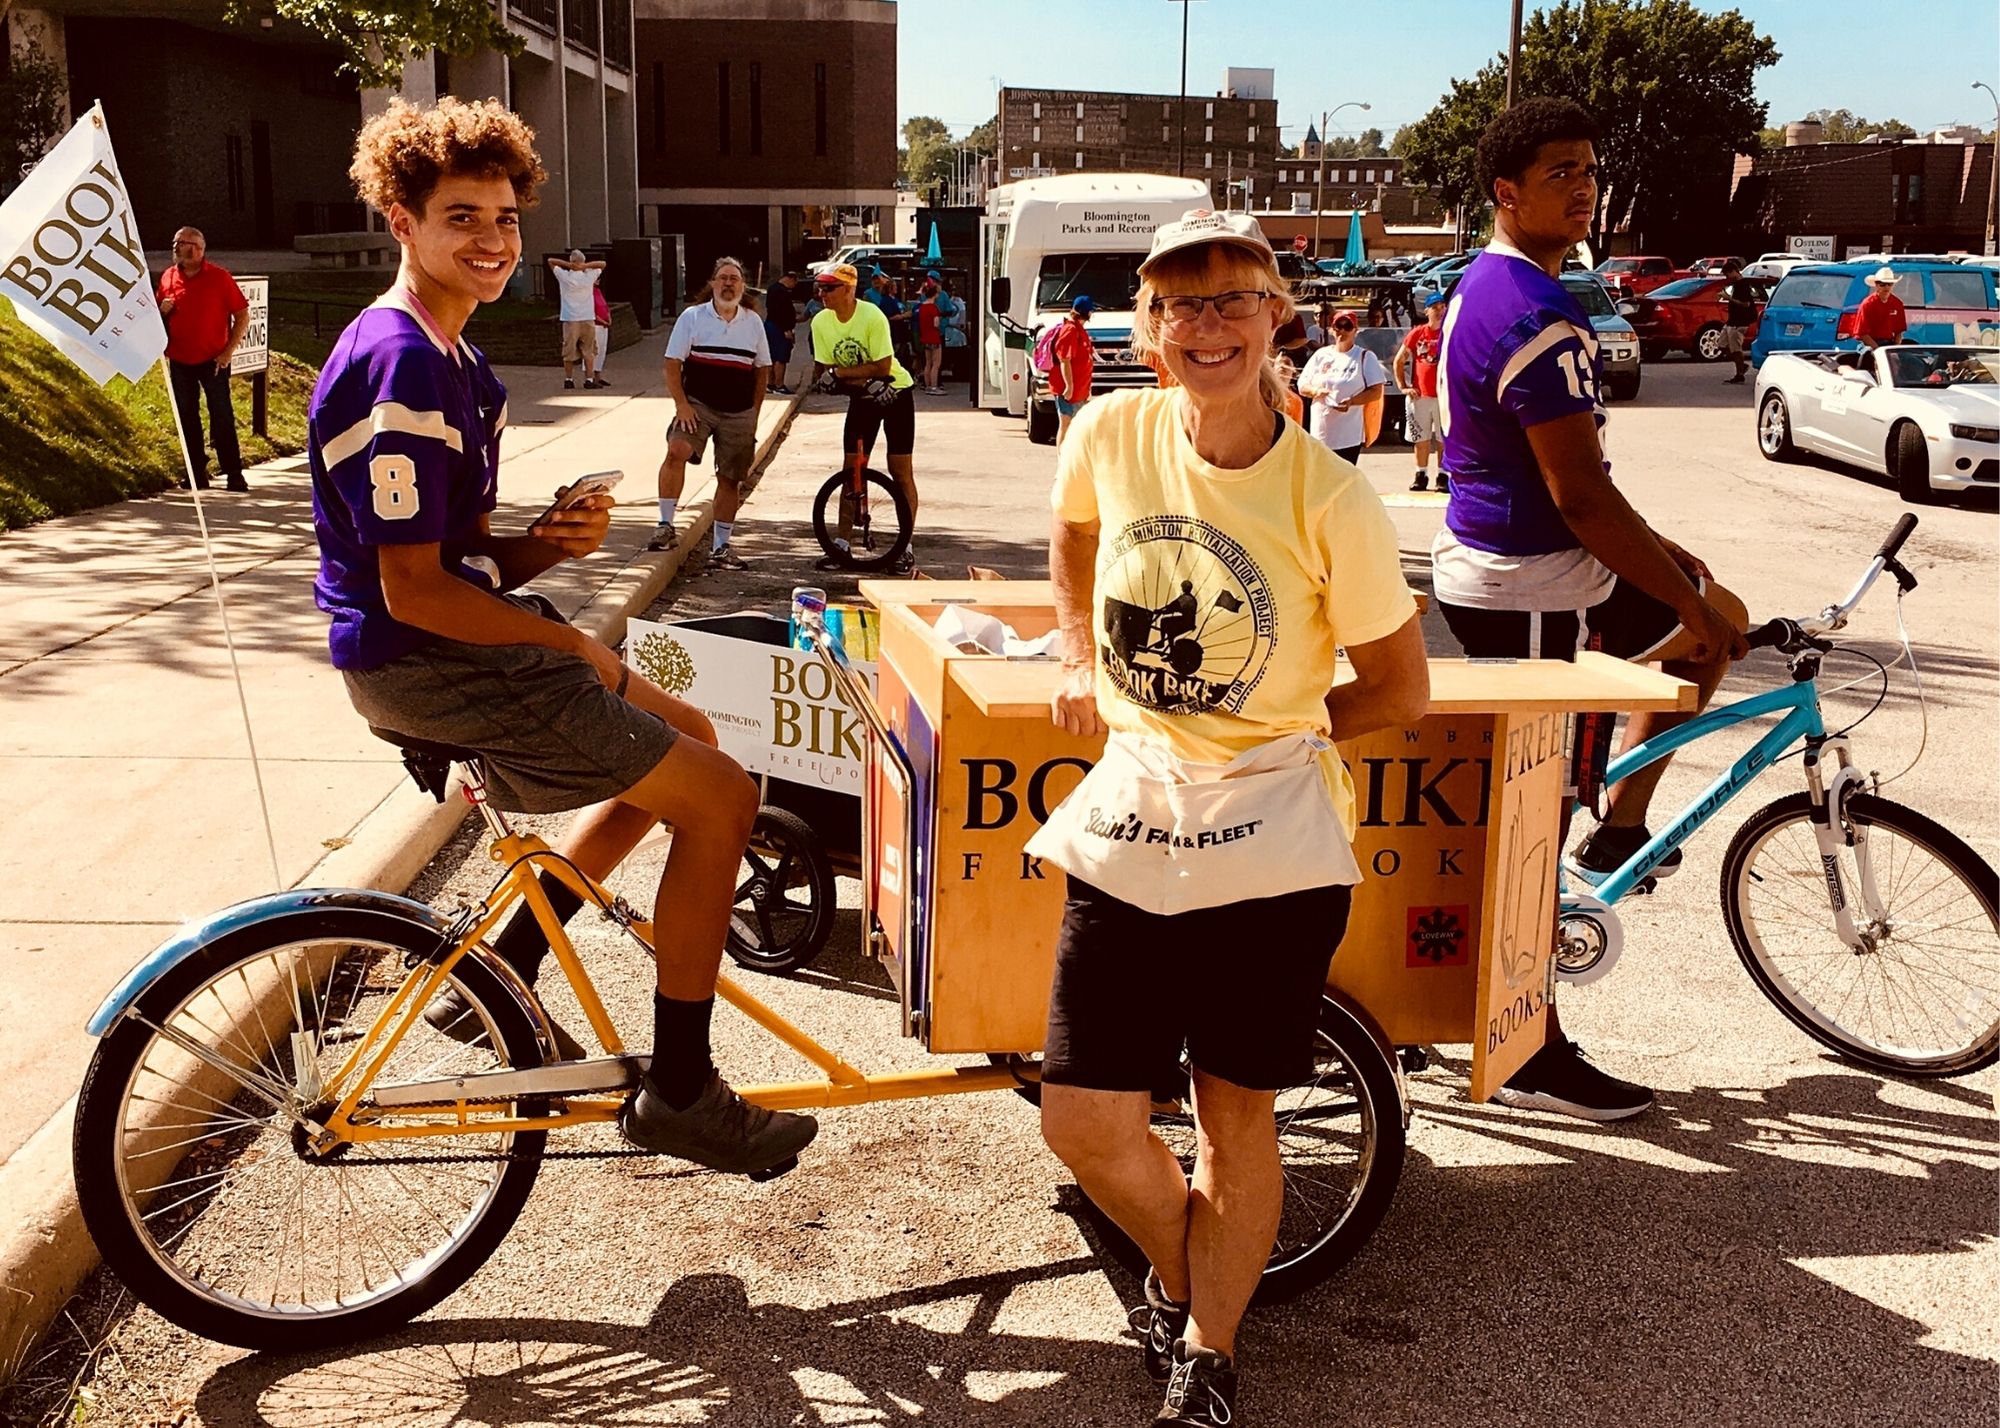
[[1555, 893, 1624, 986]]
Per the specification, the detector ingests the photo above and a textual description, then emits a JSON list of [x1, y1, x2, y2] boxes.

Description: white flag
[[0, 102, 165, 385]]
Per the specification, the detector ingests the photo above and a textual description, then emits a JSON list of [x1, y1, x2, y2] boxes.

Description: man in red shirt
[[157, 227, 251, 490], [1856, 267, 1908, 350], [1051, 294, 1095, 446], [1393, 290, 1448, 491]]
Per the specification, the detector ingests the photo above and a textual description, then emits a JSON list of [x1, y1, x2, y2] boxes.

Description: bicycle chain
[[326, 1091, 665, 1168]]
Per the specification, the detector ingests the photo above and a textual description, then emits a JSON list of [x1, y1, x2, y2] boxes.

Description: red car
[[1621, 275, 1775, 362], [1596, 255, 1691, 299]]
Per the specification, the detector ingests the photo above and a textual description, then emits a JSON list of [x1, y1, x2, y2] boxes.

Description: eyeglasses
[[1149, 290, 1273, 324]]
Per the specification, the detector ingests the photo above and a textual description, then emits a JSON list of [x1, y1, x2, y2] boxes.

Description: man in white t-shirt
[[547, 250, 607, 389], [649, 256, 771, 566], [1297, 311, 1386, 463]]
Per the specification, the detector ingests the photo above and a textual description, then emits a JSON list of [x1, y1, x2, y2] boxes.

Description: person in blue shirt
[[312, 97, 816, 1177], [1432, 97, 1748, 1122]]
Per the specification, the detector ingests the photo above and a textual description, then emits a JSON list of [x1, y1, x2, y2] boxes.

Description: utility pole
[[1505, 0, 1524, 108], [1976, 82, 2000, 256], [1167, 0, 1200, 179], [1313, 101, 1371, 257]]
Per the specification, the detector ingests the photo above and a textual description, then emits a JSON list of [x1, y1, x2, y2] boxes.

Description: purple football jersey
[[308, 294, 506, 670], [1437, 244, 1605, 556]]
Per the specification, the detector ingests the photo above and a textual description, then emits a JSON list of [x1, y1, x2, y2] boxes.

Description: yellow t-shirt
[[1051, 387, 1416, 835], [810, 301, 914, 390]]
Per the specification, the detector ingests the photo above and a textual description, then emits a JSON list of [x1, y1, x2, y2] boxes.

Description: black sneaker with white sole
[[620, 1070, 819, 1175], [1154, 1342, 1238, 1426], [1569, 822, 1682, 887], [1127, 1270, 1191, 1383], [1492, 1036, 1653, 1121]]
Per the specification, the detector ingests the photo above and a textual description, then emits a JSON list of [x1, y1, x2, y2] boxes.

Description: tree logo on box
[[1406, 905, 1467, 967], [632, 632, 696, 695]]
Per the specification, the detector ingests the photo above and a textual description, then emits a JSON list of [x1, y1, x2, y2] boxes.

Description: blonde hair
[[1131, 243, 1298, 412], [350, 97, 546, 216]]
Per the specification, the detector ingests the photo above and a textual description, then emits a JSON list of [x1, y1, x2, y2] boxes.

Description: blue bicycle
[[1555, 515, 2000, 1078]]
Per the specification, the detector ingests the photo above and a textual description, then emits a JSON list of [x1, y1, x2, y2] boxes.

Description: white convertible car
[[1755, 345, 1999, 503]]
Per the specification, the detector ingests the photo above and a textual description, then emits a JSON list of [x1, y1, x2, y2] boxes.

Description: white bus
[[977, 173, 1210, 443]]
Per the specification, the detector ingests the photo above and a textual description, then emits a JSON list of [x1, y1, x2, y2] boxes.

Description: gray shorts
[[1724, 324, 1747, 356], [342, 594, 674, 814], [673, 399, 761, 487]]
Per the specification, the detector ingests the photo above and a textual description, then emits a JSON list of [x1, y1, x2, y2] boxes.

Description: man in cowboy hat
[[1856, 267, 1908, 350]]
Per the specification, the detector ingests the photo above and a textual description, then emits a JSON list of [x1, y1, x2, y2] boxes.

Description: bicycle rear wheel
[[812, 467, 913, 572], [1722, 792, 2000, 1076], [73, 909, 547, 1350]]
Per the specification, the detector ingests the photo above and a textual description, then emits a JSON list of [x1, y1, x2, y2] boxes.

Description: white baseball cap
[[1138, 208, 1275, 276], [1870, 266, 1898, 285]]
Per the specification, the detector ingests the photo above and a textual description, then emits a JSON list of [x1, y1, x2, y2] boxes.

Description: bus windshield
[[1035, 253, 1144, 312]]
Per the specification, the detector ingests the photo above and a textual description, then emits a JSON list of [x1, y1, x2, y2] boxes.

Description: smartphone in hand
[[533, 470, 622, 529]]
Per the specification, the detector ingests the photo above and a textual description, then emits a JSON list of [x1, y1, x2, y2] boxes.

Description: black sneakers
[[1569, 822, 1683, 887], [1127, 1270, 1191, 1383], [1493, 1036, 1653, 1121], [1155, 1341, 1238, 1426], [1435, 473, 1451, 494], [1409, 472, 1429, 491], [423, 984, 588, 1061], [708, 544, 750, 571], [620, 1070, 819, 1175]]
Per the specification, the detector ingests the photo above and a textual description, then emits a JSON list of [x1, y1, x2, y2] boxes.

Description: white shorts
[[1407, 395, 1441, 444]]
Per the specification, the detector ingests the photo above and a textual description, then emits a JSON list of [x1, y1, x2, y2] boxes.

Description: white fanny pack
[[1026, 730, 1362, 916]]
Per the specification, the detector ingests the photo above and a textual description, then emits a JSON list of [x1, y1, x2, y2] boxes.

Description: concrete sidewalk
[[0, 333, 801, 1377]]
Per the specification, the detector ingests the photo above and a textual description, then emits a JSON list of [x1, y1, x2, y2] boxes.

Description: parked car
[[1595, 255, 1691, 299], [1748, 261, 1999, 365], [807, 243, 922, 277], [1690, 255, 1748, 277], [1371, 256, 1416, 276], [1755, 345, 1999, 502], [1562, 273, 1643, 400], [1620, 275, 1775, 362], [1742, 252, 1808, 280]]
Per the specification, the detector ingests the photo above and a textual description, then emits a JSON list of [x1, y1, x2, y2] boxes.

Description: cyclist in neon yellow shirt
[[810, 263, 918, 570]]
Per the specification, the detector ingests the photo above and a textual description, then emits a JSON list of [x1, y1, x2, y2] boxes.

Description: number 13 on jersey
[[1556, 350, 1598, 402]]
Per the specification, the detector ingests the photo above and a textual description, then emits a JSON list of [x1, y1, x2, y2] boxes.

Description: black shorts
[[1042, 875, 1352, 1094], [842, 384, 917, 459], [1437, 575, 1699, 662]]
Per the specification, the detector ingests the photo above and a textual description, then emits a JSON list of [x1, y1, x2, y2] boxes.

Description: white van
[[977, 173, 1210, 443]]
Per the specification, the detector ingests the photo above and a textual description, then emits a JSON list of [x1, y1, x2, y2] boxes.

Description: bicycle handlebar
[[1753, 516, 1920, 653], [1876, 513, 1918, 564]]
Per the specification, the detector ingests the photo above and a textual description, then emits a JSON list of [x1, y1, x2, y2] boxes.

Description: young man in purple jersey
[[308, 98, 816, 1176], [1432, 97, 1749, 1121]]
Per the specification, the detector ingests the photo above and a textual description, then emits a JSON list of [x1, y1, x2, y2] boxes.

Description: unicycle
[[812, 440, 912, 572]]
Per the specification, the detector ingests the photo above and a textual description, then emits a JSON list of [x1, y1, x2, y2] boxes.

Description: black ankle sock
[[647, 993, 716, 1110], [489, 873, 586, 983]]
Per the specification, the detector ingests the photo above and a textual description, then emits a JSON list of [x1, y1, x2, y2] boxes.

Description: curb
[[0, 389, 807, 1386]]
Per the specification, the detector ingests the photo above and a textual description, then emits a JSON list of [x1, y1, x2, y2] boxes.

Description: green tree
[[899, 115, 955, 198], [223, 0, 522, 88], [964, 114, 998, 153], [1805, 108, 1917, 143], [1399, 0, 1779, 252], [0, 40, 67, 193]]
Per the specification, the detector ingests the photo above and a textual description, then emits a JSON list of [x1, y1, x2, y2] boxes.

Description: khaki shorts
[[559, 319, 595, 362], [671, 398, 762, 487], [1723, 324, 1747, 356]]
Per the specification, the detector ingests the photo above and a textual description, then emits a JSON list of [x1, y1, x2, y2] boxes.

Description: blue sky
[[896, 0, 2000, 144]]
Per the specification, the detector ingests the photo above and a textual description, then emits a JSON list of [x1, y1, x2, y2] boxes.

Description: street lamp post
[[1167, 0, 1203, 178], [1975, 81, 2000, 257], [1312, 100, 1371, 257]]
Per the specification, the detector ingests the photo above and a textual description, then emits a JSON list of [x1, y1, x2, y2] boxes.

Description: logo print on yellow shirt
[[1099, 515, 1275, 716], [830, 336, 868, 368]]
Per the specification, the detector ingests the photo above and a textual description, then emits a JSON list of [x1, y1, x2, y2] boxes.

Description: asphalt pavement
[[2, 361, 1994, 1425]]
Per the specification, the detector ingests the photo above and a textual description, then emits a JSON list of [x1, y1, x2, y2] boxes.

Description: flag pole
[[156, 351, 285, 892]]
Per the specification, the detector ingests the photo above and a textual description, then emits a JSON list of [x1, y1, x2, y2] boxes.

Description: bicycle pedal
[[1632, 876, 1658, 896], [747, 1154, 800, 1183]]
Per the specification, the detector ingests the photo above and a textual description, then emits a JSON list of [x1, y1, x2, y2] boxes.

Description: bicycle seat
[[368, 726, 483, 803]]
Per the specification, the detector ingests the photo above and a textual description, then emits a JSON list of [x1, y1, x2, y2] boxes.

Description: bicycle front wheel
[[1722, 792, 2000, 1077], [812, 467, 912, 572], [73, 909, 547, 1350]]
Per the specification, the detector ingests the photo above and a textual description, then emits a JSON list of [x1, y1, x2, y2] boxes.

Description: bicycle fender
[[85, 888, 451, 1038], [1322, 988, 1411, 1129]]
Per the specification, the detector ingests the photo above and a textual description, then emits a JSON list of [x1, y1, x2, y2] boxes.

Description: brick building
[[2, 2, 638, 263], [996, 81, 1280, 192], [1260, 129, 1448, 227], [633, 0, 897, 284], [1726, 137, 1997, 259]]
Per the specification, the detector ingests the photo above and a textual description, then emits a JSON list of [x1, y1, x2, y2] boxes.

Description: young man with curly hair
[[1432, 96, 1749, 1121], [310, 97, 817, 1175]]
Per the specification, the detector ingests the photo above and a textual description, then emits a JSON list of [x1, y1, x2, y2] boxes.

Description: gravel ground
[[8, 383, 1995, 1428]]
